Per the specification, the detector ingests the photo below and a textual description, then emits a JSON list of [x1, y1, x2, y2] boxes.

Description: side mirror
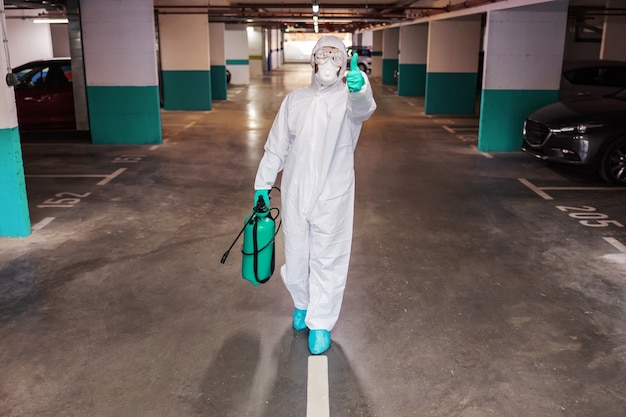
[[5, 72, 18, 87]]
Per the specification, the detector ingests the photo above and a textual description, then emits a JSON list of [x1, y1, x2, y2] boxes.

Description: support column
[[268, 28, 280, 71], [478, 1, 568, 152], [361, 31, 373, 46], [0, 4, 29, 237], [398, 24, 428, 97], [210, 22, 227, 100], [159, 14, 211, 110], [81, 0, 161, 144], [226, 24, 250, 85], [425, 17, 481, 114], [600, 0, 626, 61], [382, 27, 399, 85], [277, 30, 284, 67], [67, 0, 89, 131], [248, 27, 263, 76], [372, 30, 383, 78]]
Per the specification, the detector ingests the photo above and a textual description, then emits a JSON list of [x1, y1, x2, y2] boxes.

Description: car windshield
[[13, 63, 72, 89], [15, 65, 47, 82]]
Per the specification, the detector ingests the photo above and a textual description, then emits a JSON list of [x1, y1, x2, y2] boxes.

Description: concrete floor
[[2, 64, 626, 417]]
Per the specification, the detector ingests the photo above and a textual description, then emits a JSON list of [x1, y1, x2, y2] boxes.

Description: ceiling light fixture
[[33, 18, 68, 24], [312, 0, 319, 14]]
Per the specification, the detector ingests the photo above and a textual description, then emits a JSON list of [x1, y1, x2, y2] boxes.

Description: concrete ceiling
[[4, 0, 625, 33]]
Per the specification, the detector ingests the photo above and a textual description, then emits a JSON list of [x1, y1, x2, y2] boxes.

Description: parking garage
[[1, 1, 626, 416]]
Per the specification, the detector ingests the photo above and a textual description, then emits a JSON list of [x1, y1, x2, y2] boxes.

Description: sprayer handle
[[254, 189, 270, 209]]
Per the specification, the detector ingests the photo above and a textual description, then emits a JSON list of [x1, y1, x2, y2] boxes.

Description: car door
[[14, 62, 76, 130]]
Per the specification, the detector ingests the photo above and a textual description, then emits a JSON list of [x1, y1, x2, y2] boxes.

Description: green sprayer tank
[[241, 200, 276, 285]]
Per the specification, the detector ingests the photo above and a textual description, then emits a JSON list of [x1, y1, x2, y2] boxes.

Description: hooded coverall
[[254, 35, 377, 331]]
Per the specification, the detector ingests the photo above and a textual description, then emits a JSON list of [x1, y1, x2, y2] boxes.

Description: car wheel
[[600, 137, 626, 186], [358, 63, 366, 72]]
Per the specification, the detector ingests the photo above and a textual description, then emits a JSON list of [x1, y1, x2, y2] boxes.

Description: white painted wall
[[1, 9, 18, 128], [399, 24, 428, 65], [383, 28, 399, 60], [82, 0, 158, 86], [372, 30, 383, 77], [428, 18, 481, 72], [225, 24, 249, 85], [6, 10, 54, 67], [361, 31, 373, 46], [210, 22, 226, 66], [284, 40, 316, 62], [50, 24, 70, 57], [483, 1, 568, 90], [159, 14, 210, 71]]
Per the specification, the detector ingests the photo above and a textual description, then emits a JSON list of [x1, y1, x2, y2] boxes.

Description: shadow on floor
[[194, 328, 373, 416]]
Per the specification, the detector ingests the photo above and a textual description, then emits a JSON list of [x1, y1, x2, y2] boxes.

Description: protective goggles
[[313, 47, 346, 67]]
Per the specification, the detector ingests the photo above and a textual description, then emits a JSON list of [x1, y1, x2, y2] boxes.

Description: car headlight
[[551, 123, 604, 134]]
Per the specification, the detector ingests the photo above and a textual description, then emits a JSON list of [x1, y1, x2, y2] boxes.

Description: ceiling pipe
[[155, 3, 445, 11], [418, 0, 499, 18]]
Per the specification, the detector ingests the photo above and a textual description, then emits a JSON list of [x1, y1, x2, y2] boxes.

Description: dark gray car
[[560, 60, 626, 100], [522, 88, 626, 185]]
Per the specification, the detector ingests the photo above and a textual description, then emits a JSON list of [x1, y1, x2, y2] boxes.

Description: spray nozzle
[[254, 195, 269, 214]]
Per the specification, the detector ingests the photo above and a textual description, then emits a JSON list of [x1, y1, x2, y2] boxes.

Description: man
[[253, 35, 377, 355]]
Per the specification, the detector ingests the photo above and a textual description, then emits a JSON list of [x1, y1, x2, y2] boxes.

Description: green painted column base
[[382, 59, 398, 85], [478, 89, 559, 152], [425, 72, 478, 115], [0, 127, 31, 237], [162, 70, 212, 111], [398, 64, 426, 97], [211, 65, 227, 101], [88, 86, 163, 145]]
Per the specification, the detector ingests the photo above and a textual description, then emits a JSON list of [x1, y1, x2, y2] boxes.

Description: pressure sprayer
[[221, 188, 281, 286]]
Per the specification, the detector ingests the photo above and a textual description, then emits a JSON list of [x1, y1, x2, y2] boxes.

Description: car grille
[[524, 119, 551, 146]]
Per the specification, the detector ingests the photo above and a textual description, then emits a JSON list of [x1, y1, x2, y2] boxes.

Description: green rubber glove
[[346, 53, 365, 93], [254, 189, 269, 208]]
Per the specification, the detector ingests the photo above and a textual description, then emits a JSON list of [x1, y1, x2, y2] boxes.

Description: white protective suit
[[254, 36, 377, 331]]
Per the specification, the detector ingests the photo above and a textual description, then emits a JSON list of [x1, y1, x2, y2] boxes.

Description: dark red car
[[12, 58, 75, 130]]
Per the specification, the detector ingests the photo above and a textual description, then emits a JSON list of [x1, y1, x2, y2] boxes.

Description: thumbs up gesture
[[346, 53, 365, 93]]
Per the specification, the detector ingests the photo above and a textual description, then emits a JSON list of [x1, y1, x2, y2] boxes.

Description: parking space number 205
[[556, 205, 623, 228]]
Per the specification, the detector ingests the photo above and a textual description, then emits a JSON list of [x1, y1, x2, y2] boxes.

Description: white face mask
[[315, 61, 340, 86]]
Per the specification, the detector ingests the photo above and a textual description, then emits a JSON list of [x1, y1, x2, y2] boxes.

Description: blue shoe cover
[[308, 330, 331, 355], [293, 308, 307, 331]]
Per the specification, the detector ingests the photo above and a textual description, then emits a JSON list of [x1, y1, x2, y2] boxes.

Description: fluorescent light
[[33, 18, 68, 24]]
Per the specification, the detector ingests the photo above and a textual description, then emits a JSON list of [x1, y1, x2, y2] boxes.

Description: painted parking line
[[604, 237, 626, 253], [441, 125, 491, 159], [518, 178, 626, 200], [26, 168, 127, 186], [307, 355, 330, 417], [32, 217, 56, 230], [602, 237, 626, 265]]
